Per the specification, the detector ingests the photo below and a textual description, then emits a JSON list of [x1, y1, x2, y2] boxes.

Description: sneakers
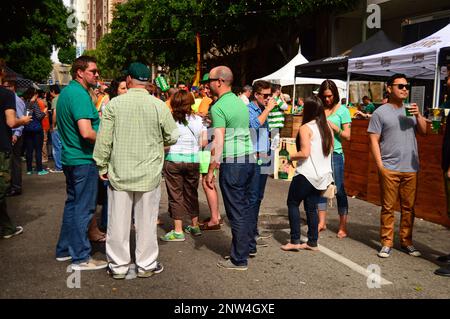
[[217, 259, 248, 271], [377, 246, 393, 258], [56, 256, 72, 262], [70, 258, 108, 271], [184, 225, 202, 237], [401, 245, 422, 257], [137, 261, 164, 278], [37, 170, 49, 176], [160, 230, 185, 242], [107, 269, 127, 280], [49, 168, 63, 173], [26, 171, 33, 175], [2, 226, 23, 239]]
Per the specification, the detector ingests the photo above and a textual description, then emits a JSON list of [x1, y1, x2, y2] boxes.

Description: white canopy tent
[[348, 23, 450, 107], [254, 51, 347, 102]]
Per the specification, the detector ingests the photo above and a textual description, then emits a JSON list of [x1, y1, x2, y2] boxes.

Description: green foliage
[[0, 0, 75, 82], [94, 0, 361, 81], [58, 46, 76, 65]]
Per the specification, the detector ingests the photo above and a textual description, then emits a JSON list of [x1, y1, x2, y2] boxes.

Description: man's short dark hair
[[71, 55, 97, 79], [386, 73, 407, 87], [252, 80, 272, 94], [50, 84, 60, 94]]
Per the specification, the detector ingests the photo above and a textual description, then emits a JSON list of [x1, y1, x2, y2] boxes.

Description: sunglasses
[[392, 84, 410, 90], [88, 69, 99, 75], [258, 93, 272, 99], [208, 78, 221, 83]]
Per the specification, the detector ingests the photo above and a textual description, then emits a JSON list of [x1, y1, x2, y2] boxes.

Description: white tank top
[[295, 120, 333, 190]]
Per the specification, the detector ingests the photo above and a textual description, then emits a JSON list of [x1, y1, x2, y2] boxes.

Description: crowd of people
[[0, 56, 449, 278]]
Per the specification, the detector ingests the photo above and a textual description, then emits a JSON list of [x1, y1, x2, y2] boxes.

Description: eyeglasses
[[257, 93, 272, 99], [208, 78, 221, 83], [392, 84, 410, 90]]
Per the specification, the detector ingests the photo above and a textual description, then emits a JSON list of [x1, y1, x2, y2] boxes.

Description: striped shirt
[[93, 88, 179, 192], [268, 96, 287, 129]]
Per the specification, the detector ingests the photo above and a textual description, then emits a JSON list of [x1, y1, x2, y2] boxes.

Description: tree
[[98, 0, 360, 84], [58, 46, 76, 65], [0, 0, 75, 82]]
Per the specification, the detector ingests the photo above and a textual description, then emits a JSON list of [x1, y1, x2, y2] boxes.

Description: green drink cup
[[432, 120, 441, 132], [404, 103, 412, 116]]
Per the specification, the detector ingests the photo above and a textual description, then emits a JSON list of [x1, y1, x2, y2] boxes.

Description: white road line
[[300, 236, 393, 286]]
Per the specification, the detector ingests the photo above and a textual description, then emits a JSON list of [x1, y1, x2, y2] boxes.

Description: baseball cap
[[126, 62, 150, 81], [200, 73, 210, 84]]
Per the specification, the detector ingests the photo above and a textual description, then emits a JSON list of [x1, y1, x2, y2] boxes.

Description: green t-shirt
[[364, 102, 375, 114], [327, 105, 351, 154], [211, 91, 253, 158], [57, 80, 100, 166]]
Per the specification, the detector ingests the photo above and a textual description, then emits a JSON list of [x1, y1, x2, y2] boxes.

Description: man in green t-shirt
[[205, 66, 256, 271], [55, 56, 107, 271]]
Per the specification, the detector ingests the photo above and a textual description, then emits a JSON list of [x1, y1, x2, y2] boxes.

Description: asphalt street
[[1, 162, 449, 299]]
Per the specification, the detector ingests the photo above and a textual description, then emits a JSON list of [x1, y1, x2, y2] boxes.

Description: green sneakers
[[160, 230, 185, 242], [184, 225, 202, 237]]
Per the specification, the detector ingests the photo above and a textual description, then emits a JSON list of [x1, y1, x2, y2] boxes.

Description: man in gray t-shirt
[[368, 73, 427, 259]]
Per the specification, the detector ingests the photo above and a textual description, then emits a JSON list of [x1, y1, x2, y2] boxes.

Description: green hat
[[200, 73, 209, 84], [126, 62, 150, 81]]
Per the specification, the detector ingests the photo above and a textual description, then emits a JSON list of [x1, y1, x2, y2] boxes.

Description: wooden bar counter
[[342, 119, 450, 227]]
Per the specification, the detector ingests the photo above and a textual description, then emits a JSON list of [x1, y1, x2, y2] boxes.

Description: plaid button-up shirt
[[93, 88, 179, 192]]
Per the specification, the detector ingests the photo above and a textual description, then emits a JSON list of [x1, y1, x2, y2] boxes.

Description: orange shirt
[[165, 99, 173, 112], [197, 96, 212, 116], [37, 99, 50, 131]]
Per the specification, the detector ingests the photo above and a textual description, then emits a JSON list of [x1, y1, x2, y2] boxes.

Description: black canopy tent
[[295, 30, 401, 81]]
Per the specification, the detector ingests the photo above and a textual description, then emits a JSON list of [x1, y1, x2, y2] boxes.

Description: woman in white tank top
[[281, 96, 333, 252]]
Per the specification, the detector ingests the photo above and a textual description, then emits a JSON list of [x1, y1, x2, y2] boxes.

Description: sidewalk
[[1, 168, 449, 298]]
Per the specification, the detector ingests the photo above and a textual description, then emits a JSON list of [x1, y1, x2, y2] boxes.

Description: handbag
[[309, 151, 336, 200], [321, 182, 337, 199]]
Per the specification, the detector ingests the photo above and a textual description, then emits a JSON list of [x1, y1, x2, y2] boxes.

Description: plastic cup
[[404, 103, 412, 116], [432, 119, 441, 132]]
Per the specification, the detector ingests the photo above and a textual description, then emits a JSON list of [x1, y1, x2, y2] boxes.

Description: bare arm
[[290, 125, 312, 160], [205, 128, 224, 189], [52, 107, 57, 130], [328, 121, 351, 141], [77, 119, 96, 143], [5, 109, 31, 128], [369, 133, 383, 170]]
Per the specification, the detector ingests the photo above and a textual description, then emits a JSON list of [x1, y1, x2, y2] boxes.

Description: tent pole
[[346, 72, 351, 105], [432, 50, 440, 108], [292, 77, 296, 113]]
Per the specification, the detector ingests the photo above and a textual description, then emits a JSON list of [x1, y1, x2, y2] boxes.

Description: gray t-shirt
[[367, 103, 419, 172]]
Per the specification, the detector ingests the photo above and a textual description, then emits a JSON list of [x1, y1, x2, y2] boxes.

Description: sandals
[[201, 217, 224, 225], [199, 223, 221, 231], [89, 232, 106, 243]]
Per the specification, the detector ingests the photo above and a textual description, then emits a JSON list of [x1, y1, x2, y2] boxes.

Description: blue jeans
[[51, 130, 62, 170], [24, 130, 43, 172], [219, 162, 257, 266], [248, 164, 269, 253], [56, 163, 99, 263], [314, 152, 349, 215], [287, 174, 321, 247]]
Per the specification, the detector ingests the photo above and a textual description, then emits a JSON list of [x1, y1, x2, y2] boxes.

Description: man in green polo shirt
[[205, 66, 257, 271], [55, 55, 107, 271]]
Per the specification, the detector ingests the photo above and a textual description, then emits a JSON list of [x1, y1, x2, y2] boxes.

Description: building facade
[[86, 0, 127, 50]]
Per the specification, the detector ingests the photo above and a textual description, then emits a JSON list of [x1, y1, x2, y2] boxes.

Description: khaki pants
[[106, 185, 161, 275], [42, 130, 48, 162], [378, 167, 417, 248]]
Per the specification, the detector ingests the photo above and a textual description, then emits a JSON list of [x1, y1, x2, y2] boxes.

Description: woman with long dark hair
[[160, 90, 208, 242], [315, 79, 351, 238], [281, 96, 333, 251], [107, 76, 127, 100], [22, 87, 47, 175]]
